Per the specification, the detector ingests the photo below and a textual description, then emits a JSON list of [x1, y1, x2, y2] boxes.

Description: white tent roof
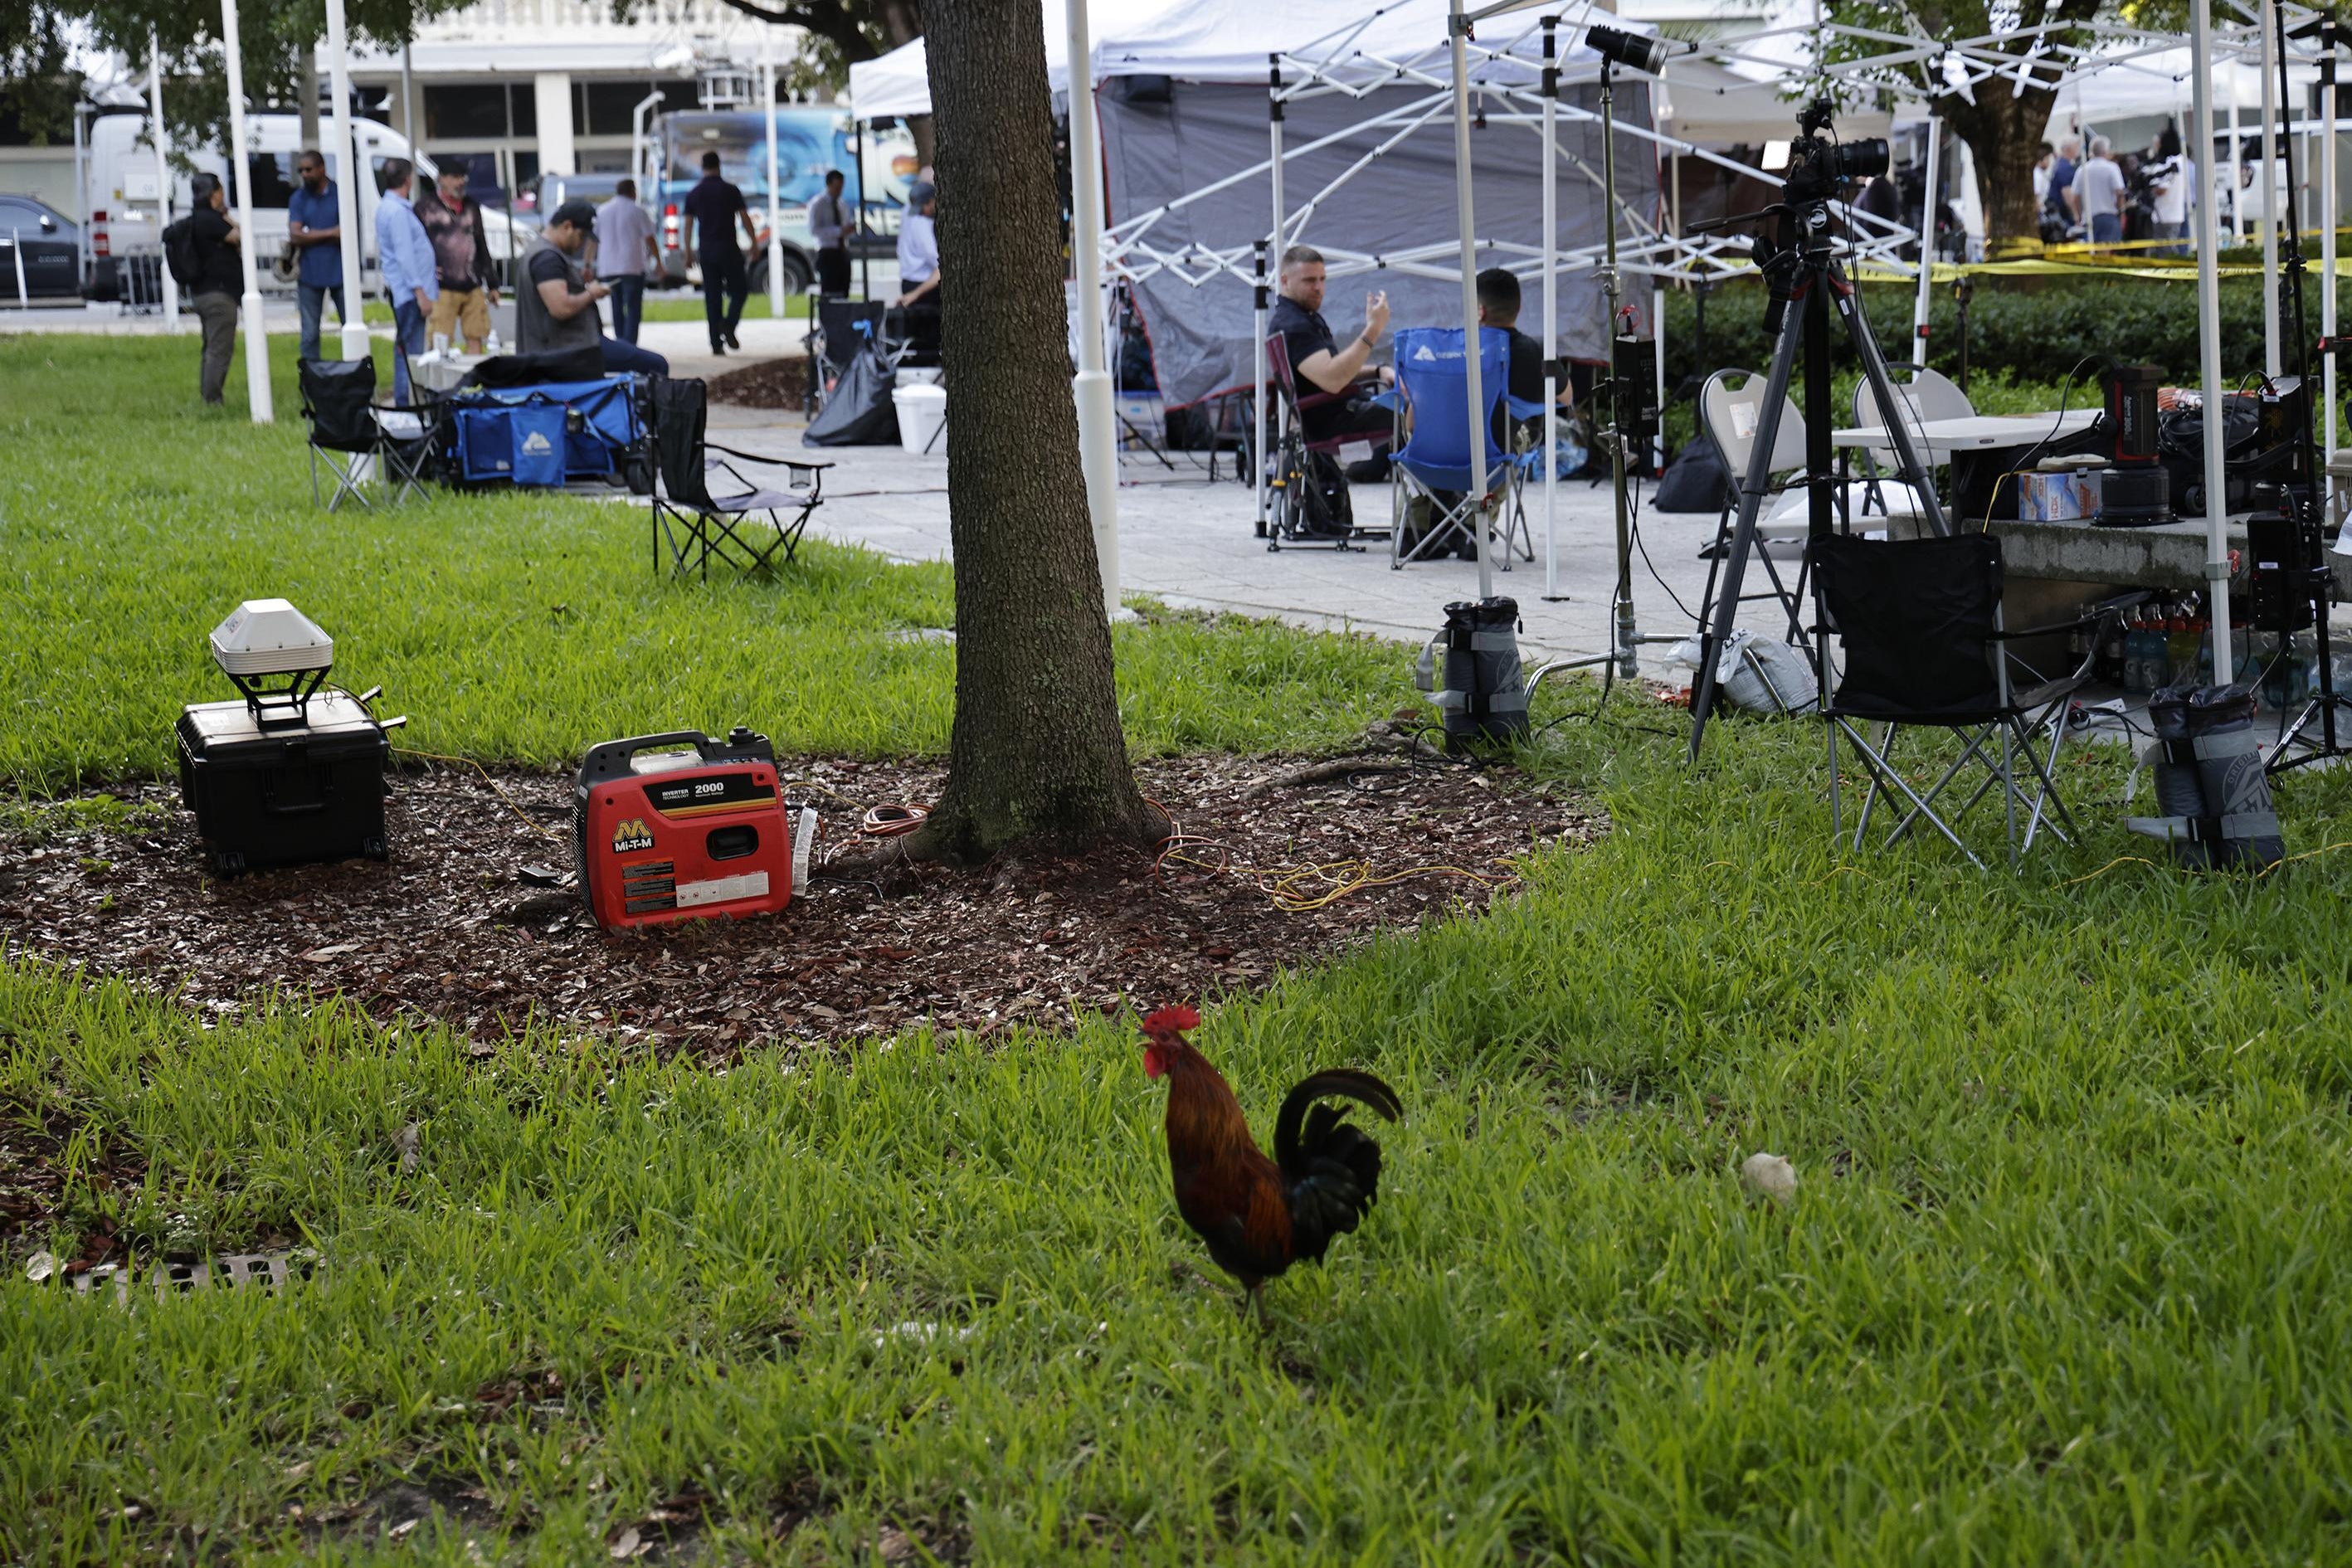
[[2047, 46, 2315, 120], [849, 0, 1187, 119], [850, 0, 1643, 118]]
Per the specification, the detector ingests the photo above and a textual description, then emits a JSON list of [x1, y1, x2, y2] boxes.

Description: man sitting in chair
[[1473, 267, 1574, 453], [1269, 245, 1395, 482]]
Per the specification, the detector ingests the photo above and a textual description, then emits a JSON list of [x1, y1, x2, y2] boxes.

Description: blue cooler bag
[[455, 397, 568, 487]]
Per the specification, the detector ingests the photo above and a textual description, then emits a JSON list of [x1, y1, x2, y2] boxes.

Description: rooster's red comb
[[1140, 1004, 1200, 1035]]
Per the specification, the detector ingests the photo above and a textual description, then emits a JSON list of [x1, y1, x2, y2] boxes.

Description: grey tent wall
[[1099, 75, 1661, 407]]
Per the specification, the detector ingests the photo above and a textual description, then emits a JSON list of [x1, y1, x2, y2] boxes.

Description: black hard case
[[176, 693, 391, 876]]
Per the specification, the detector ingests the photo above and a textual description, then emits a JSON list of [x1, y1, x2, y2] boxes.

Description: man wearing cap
[[519, 199, 670, 376]]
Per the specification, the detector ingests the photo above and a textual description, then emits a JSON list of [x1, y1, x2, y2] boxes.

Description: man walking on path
[[684, 150, 758, 355], [184, 173, 244, 407], [287, 150, 346, 363], [592, 179, 659, 343], [416, 164, 498, 353], [807, 169, 852, 297], [376, 158, 436, 402]]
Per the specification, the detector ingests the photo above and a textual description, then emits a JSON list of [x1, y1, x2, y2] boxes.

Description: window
[[425, 85, 508, 140], [585, 80, 655, 137], [508, 82, 535, 136], [243, 153, 298, 209]]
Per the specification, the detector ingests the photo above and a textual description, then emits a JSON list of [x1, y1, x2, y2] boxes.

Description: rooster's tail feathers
[[1273, 1068, 1402, 1176]]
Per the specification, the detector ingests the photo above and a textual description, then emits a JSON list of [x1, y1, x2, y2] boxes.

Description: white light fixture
[[210, 598, 335, 728]]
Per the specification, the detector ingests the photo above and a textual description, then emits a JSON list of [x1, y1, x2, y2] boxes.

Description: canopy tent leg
[[1449, 0, 1493, 604], [1253, 239, 1269, 535], [2326, 37, 2340, 490], [1911, 116, 1940, 364], [221, 0, 272, 421], [764, 46, 784, 319], [2192, 0, 2238, 682], [2262, 0, 2282, 377], [2228, 79, 2242, 243], [148, 38, 178, 332], [1268, 57, 1290, 541], [324, 0, 368, 363], [1541, 17, 1561, 602], [1066, 0, 1124, 619]]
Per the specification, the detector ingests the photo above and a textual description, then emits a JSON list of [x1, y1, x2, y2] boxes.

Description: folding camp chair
[[1388, 325, 1512, 569], [1262, 332, 1380, 550], [1846, 365, 1967, 521], [1812, 531, 2137, 869], [300, 358, 440, 509], [648, 376, 831, 578]]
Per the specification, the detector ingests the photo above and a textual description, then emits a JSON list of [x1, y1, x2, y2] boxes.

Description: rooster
[[1139, 1004, 1403, 1323]]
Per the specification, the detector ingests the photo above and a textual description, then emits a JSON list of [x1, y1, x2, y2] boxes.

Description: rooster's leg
[[1247, 1281, 1270, 1331]]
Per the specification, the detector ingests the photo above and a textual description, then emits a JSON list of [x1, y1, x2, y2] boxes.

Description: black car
[[0, 195, 80, 299]]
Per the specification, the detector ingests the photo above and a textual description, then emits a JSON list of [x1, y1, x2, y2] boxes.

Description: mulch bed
[[707, 353, 811, 410], [0, 755, 1601, 1058]]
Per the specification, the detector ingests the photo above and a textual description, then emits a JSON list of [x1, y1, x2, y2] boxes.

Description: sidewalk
[[708, 403, 1742, 665]]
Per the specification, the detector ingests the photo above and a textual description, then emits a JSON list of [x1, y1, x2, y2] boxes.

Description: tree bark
[[911, 0, 1156, 862], [1939, 84, 2058, 256]]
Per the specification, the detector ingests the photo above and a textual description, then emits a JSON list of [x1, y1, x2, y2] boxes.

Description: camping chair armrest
[[704, 441, 831, 474]]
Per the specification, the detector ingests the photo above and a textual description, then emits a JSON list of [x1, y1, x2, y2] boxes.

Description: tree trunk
[[299, 46, 319, 158], [912, 0, 1156, 862], [1941, 83, 2057, 256]]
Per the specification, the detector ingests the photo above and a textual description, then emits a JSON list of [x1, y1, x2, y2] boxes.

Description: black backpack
[[162, 217, 202, 287]]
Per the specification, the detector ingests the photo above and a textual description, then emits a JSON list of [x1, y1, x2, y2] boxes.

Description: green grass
[[0, 335, 1396, 793], [8, 333, 2352, 1563]]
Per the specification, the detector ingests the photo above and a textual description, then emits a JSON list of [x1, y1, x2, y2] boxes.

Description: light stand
[[1523, 25, 1670, 699]]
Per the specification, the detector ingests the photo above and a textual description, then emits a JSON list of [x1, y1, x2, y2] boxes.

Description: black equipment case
[[176, 691, 392, 877]]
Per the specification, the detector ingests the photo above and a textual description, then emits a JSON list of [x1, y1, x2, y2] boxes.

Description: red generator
[[573, 728, 808, 931]]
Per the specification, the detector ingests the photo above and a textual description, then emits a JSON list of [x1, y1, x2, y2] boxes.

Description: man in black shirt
[[1268, 244, 1395, 478], [1473, 267, 1572, 454], [184, 173, 245, 407], [518, 200, 670, 376], [684, 151, 760, 356]]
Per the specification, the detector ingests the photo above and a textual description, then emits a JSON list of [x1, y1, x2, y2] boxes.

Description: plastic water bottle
[[485, 326, 501, 357]]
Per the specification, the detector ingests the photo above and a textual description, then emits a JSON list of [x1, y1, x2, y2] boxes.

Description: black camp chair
[[299, 358, 438, 509], [1811, 532, 2139, 869], [807, 299, 901, 418], [649, 376, 830, 577]]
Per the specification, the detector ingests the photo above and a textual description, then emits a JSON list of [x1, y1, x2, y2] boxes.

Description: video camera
[[1770, 99, 1891, 207]]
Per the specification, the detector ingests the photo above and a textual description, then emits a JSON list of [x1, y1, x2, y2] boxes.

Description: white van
[[81, 107, 538, 300]]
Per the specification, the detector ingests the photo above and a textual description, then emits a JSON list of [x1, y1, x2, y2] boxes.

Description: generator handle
[[578, 731, 716, 782]]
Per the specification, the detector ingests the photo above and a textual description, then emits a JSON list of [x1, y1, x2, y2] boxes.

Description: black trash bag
[[1415, 597, 1529, 752], [2128, 681, 2283, 870], [803, 345, 900, 447], [1653, 438, 1733, 514]]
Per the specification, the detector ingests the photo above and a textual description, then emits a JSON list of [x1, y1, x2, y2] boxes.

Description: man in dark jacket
[[684, 150, 759, 355], [184, 173, 245, 406], [415, 163, 498, 353]]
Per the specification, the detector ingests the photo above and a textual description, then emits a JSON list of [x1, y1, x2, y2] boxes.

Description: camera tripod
[[1686, 197, 1953, 759], [2264, 14, 2351, 774]]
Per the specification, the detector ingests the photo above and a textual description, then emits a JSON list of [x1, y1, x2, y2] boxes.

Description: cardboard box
[[2018, 467, 2102, 521]]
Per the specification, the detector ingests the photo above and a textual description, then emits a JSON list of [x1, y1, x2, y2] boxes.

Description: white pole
[[10, 230, 25, 305], [1067, 0, 1123, 619], [149, 38, 178, 330], [323, 0, 369, 363], [2326, 46, 2340, 480], [1269, 61, 1289, 532], [2262, 0, 2281, 377], [1253, 240, 1270, 534], [1911, 116, 1941, 367], [1450, 0, 1493, 602], [221, 0, 274, 421], [1652, 282, 1667, 473], [1540, 20, 1559, 601], [763, 45, 784, 319], [2191, 0, 2237, 682]]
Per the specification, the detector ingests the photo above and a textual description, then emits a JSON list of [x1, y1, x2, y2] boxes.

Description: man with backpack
[[172, 173, 246, 407]]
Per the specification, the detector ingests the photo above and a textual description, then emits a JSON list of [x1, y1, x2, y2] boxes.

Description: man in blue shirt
[[375, 158, 437, 403], [287, 150, 347, 363]]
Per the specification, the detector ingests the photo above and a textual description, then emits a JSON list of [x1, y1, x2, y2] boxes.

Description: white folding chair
[[1848, 366, 1970, 522]]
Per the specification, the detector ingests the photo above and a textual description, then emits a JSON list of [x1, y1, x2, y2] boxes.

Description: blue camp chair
[[1390, 326, 1512, 569]]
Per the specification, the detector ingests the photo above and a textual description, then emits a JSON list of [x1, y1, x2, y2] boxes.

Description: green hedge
[[1658, 273, 2279, 392]]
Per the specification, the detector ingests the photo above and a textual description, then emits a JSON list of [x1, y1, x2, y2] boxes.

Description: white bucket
[[893, 382, 948, 455]]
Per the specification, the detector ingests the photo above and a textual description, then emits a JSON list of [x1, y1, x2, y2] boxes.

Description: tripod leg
[[1691, 290, 1809, 759]]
